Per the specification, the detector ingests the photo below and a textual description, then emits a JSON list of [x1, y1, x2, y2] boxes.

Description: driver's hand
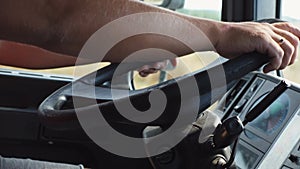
[[138, 59, 177, 77], [215, 22, 300, 73]]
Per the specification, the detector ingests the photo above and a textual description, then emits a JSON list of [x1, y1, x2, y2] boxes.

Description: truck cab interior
[[0, 0, 300, 169]]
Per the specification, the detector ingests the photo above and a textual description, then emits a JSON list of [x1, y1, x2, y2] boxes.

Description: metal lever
[[243, 80, 290, 126]]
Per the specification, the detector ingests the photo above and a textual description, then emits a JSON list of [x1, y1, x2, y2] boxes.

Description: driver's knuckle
[[277, 50, 284, 59], [284, 22, 293, 28], [274, 59, 282, 69], [261, 22, 270, 27], [286, 44, 295, 56], [255, 32, 268, 41], [293, 36, 299, 46]]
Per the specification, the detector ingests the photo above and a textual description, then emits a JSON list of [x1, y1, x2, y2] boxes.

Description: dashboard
[[216, 72, 300, 169]]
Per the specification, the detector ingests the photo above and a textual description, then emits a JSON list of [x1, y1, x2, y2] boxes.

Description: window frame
[[222, 0, 281, 22]]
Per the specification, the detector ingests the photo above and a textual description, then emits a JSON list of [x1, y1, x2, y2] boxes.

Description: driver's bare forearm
[[0, 0, 222, 63]]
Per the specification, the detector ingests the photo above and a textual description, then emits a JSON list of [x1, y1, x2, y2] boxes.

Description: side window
[[281, 0, 300, 84], [177, 0, 222, 21], [143, 0, 165, 5]]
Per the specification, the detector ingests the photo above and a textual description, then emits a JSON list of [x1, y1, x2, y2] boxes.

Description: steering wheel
[[38, 52, 268, 131]]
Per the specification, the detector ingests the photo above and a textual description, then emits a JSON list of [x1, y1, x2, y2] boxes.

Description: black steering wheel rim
[[38, 52, 269, 130]]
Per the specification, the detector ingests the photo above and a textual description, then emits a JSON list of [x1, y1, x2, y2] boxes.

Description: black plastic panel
[[0, 72, 69, 140]]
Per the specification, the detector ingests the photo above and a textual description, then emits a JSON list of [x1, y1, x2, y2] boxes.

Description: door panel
[[0, 71, 69, 140]]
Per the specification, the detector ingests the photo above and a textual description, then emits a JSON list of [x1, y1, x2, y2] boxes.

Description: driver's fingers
[[263, 34, 293, 73], [291, 41, 299, 65], [262, 23, 300, 73], [272, 36, 294, 70], [260, 22, 300, 73], [273, 27, 299, 66], [257, 35, 284, 73], [138, 59, 177, 77], [138, 65, 159, 77], [272, 22, 300, 39], [273, 22, 300, 65]]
